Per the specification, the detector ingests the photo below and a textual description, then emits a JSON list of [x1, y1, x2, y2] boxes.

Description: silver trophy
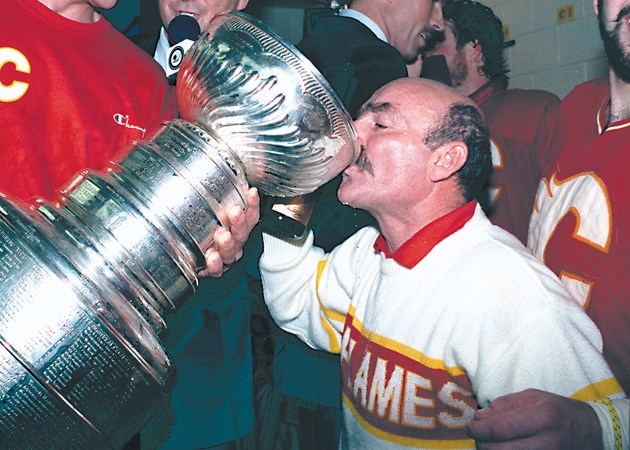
[[0, 12, 356, 449]]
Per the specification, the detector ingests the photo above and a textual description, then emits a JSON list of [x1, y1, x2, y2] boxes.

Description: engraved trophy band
[[0, 12, 357, 448]]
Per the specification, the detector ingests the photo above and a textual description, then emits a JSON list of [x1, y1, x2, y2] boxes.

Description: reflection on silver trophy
[[0, 12, 356, 448]]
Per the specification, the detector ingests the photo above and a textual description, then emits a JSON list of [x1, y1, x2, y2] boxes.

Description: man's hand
[[467, 389, 603, 450], [197, 187, 260, 278]]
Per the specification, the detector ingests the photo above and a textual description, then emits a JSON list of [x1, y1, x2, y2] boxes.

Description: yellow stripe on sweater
[[316, 259, 343, 353], [348, 313, 467, 377], [571, 377, 624, 401]]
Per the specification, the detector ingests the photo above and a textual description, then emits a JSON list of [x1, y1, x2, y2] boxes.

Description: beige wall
[[484, 0, 609, 98]]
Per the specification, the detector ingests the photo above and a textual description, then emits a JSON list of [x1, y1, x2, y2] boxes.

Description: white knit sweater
[[260, 205, 624, 449]]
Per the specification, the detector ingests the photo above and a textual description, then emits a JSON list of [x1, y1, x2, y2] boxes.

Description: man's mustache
[[353, 147, 373, 175], [420, 28, 446, 52]]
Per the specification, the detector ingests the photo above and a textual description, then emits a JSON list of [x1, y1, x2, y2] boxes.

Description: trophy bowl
[[177, 11, 358, 197]]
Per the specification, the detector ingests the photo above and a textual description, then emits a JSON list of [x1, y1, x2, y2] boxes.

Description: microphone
[[165, 15, 201, 80]]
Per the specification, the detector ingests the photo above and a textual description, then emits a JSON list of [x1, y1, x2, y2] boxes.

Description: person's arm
[[466, 265, 626, 446], [197, 187, 259, 278], [467, 389, 629, 450], [259, 226, 373, 352]]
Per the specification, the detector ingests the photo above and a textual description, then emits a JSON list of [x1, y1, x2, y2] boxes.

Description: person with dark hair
[[423, 0, 560, 244], [466, 0, 630, 448], [258, 77, 624, 449], [441, 0, 507, 80]]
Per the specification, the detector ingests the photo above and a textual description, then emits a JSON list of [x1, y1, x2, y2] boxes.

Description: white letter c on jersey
[[0, 47, 31, 103], [528, 172, 611, 307]]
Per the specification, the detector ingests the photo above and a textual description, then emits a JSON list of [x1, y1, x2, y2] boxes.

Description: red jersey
[[0, 0, 177, 202], [528, 76, 630, 393], [472, 76, 560, 244]]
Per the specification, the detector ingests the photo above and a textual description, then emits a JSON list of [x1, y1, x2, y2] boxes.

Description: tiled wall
[[483, 0, 609, 98]]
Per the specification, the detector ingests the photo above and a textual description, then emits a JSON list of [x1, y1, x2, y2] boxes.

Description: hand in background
[[197, 187, 260, 278], [467, 388, 603, 450]]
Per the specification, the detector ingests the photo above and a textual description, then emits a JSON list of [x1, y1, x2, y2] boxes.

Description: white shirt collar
[[154, 27, 170, 72], [338, 9, 387, 43]]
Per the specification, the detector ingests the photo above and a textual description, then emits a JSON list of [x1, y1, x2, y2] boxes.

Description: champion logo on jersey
[[113, 113, 147, 137]]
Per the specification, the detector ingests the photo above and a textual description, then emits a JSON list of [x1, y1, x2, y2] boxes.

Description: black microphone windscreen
[[420, 55, 453, 87], [167, 15, 201, 46]]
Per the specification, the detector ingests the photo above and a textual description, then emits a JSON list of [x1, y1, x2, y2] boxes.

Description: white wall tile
[[533, 63, 587, 98], [530, 0, 563, 32], [510, 27, 558, 74], [494, 1, 533, 37], [557, 17, 604, 65], [481, 0, 607, 97], [586, 57, 610, 80], [578, 0, 596, 20]]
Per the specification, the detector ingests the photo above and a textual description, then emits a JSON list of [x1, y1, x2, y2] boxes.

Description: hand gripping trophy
[[0, 13, 357, 448]]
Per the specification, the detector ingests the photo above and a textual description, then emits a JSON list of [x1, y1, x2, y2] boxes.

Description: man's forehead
[[363, 84, 426, 114]]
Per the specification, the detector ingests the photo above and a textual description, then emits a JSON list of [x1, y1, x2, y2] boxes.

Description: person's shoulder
[[491, 86, 560, 110], [327, 225, 380, 258], [306, 15, 376, 36], [305, 17, 402, 66], [299, 15, 392, 51], [563, 76, 609, 103], [346, 225, 380, 245], [502, 87, 559, 102], [456, 210, 542, 268], [462, 218, 572, 298], [482, 88, 560, 124], [577, 76, 610, 90]]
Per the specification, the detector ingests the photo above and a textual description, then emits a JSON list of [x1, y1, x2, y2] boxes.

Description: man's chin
[[337, 183, 353, 207]]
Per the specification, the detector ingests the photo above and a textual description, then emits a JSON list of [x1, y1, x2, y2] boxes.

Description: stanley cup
[[0, 12, 357, 449]]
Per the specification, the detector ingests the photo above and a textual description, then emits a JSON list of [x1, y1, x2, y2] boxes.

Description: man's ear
[[467, 40, 483, 65], [593, 0, 599, 15], [428, 142, 467, 182]]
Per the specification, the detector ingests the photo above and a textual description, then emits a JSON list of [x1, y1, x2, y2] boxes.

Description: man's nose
[[429, 1, 445, 34], [352, 118, 368, 154]]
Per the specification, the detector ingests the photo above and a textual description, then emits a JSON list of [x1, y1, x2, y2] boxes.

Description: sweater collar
[[373, 201, 477, 269], [469, 74, 508, 106]]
